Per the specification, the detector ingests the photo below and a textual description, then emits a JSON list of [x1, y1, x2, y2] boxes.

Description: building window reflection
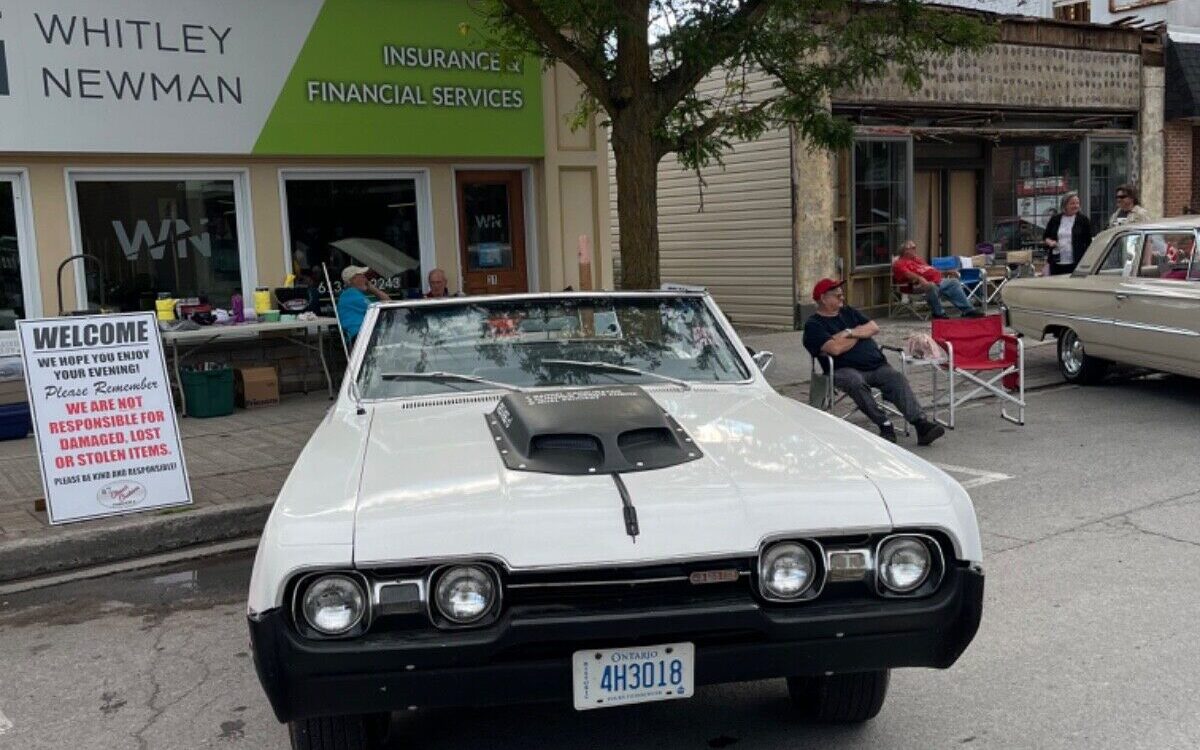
[[284, 178, 423, 299], [853, 139, 910, 269], [0, 181, 25, 330], [74, 178, 243, 312]]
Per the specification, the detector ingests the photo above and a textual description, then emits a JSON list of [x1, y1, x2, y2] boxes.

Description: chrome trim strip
[[1005, 306, 1111, 327], [1112, 320, 1200, 337], [507, 575, 693, 589], [355, 526, 897, 574], [1110, 287, 1200, 300], [1007, 306, 1200, 338]]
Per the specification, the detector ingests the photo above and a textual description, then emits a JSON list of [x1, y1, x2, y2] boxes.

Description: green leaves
[[480, 0, 991, 164], [474, 0, 992, 287]]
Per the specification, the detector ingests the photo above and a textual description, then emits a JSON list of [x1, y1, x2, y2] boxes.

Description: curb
[[0, 497, 273, 584]]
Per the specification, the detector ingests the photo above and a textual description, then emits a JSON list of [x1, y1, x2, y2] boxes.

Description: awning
[[329, 238, 420, 279], [1165, 39, 1200, 120]]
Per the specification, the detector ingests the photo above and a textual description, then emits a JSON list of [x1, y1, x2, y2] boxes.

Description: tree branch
[[654, 0, 778, 116], [499, 0, 615, 113], [661, 96, 776, 159]]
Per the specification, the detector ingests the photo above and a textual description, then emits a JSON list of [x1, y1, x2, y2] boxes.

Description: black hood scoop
[[486, 386, 702, 475]]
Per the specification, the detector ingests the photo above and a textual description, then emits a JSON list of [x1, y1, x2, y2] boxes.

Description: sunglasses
[[1116, 193, 1129, 199]]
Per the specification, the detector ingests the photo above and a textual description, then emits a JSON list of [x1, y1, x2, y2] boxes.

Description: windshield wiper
[[540, 359, 692, 390], [381, 371, 526, 393]]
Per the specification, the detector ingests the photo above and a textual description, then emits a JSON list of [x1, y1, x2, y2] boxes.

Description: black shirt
[[803, 306, 886, 373]]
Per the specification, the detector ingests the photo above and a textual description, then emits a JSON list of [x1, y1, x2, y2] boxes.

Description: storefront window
[[991, 143, 1080, 259], [1088, 140, 1131, 231], [74, 179, 243, 312], [285, 178, 422, 299], [853, 140, 910, 269], [0, 181, 25, 330]]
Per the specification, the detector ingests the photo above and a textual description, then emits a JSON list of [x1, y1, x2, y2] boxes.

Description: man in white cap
[[336, 265, 391, 342]]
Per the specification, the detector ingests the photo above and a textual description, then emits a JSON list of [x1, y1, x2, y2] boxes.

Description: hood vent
[[399, 393, 501, 410], [487, 386, 702, 475]]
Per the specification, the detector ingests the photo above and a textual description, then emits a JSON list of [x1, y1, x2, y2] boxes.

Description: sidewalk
[[0, 318, 1064, 584], [0, 393, 333, 583]]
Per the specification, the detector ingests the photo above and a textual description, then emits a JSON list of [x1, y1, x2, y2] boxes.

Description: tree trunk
[[611, 114, 661, 290]]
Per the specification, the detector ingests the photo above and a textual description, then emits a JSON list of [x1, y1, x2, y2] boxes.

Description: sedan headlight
[[434, 565, 498, 625], [877, 537, 933, 593], [301, 574, 367, 635], [758, 542, 818, 600]]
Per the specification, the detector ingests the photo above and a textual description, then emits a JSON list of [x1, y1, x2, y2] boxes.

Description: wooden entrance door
[[456, 170, 528, 295]]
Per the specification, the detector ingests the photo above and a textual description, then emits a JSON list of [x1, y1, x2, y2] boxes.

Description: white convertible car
[[247, 291, 983, 750]]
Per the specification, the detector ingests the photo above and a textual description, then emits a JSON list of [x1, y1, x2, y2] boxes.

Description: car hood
[[351, 387, 949, 569]]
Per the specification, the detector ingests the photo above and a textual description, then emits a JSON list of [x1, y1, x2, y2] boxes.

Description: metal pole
[[321, 263, 351, 363]]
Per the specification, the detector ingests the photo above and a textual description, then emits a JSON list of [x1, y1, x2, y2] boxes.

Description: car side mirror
[[751, 350, 775, 372]]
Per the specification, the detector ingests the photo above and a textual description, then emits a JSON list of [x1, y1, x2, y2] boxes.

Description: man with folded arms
[[803, 278, 944, 446]]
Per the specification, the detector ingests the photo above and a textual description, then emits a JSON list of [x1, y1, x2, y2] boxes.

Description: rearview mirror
[[751, 350, 774, 372]]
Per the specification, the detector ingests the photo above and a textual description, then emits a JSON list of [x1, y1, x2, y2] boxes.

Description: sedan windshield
[[355, 295, 750, 399]]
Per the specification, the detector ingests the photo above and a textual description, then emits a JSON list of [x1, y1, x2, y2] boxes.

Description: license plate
[[572, 642, 695, 710]]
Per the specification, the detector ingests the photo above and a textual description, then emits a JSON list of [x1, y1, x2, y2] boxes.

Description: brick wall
[[1193, 128, 1200, 215], [1163, 120, 1194, 216]]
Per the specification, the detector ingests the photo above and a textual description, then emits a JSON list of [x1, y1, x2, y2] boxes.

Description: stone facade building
[[613, 12, 1166, 327]]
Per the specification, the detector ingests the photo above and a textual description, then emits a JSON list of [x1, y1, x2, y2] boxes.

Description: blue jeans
[[925, 278, 974, 316]]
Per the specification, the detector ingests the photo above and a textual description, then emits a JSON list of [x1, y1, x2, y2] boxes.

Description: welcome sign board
[[0, 0, 544, 156], [17, 313, 191, 524]]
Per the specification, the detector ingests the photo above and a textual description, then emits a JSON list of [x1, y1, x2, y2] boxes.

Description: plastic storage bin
[[0, 402, 32, 440], [181, 366, 235, 418]]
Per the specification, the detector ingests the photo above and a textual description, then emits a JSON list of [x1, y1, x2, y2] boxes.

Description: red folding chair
[[930, 315, 1025, 428]]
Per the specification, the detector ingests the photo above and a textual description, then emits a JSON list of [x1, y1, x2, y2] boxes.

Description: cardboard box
[[234, 366, 279, 409], [0, 378, 28, 405]]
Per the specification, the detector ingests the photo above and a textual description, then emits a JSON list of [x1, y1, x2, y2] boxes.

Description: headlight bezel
[[755, 539, 826, 602], [874, 533, 945, 597], [292, 571, 371, 639], [428, 563, 503, 628]]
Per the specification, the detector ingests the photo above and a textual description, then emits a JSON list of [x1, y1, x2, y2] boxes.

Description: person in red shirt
[[892, 241, 982, 319]]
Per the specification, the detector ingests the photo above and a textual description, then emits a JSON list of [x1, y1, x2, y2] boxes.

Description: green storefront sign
[[254, 0, 544, 157]]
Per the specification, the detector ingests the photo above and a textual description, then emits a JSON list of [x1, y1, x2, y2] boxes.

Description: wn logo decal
[[0, 41, 8, 96]]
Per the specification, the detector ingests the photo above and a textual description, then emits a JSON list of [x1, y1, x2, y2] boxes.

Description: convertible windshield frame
[[345, 292, 757, 403]]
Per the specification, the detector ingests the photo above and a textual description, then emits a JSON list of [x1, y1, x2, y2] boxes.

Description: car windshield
[[355, 295, 750, 399]]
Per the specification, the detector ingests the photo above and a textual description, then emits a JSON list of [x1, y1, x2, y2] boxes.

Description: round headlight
[[758, 542, 817, 599], [301, 574, 366, 635], [878, 537, 932, 593], [434, 565, 497, 624]]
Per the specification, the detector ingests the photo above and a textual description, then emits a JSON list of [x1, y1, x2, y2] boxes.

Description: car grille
[[504, 559, 756, 611]]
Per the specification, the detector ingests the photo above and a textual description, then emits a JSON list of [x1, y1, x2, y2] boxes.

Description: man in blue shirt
[[803, 278, 943, 446], [336, 265, 392, 342]]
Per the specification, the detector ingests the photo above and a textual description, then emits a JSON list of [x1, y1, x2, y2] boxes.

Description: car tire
[[1057, 328, 1108, 384], [786, 670, 890, 723], [288, 713, 390, 750]]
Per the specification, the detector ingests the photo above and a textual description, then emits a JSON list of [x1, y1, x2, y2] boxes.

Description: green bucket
[[181, 366, 235, 418]]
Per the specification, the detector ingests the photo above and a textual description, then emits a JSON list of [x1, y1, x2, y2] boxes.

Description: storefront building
[[619, 12, 1163, 327], [0, 0, 611, 338]]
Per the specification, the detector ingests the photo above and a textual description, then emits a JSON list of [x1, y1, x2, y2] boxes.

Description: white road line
[[933, 462, 1014, 490], [0, 707, 13, 735]]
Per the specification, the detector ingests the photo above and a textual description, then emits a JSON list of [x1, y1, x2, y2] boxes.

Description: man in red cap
[[802, 278, 944, 445]]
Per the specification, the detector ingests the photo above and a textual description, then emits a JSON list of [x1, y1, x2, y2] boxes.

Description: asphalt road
[[3, 374, 1200, 750]]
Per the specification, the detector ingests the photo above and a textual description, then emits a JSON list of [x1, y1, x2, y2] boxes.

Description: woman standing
[[1042, 192, 1092, 276], [1110, 184, 1151, 227]]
